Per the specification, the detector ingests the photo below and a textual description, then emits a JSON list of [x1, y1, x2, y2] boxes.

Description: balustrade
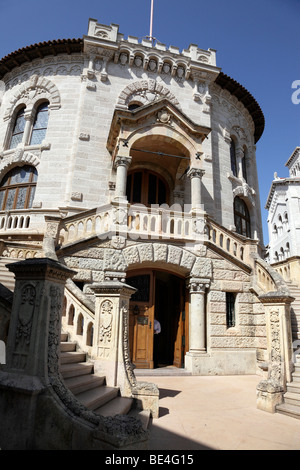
[[61, 284, 95, 355]]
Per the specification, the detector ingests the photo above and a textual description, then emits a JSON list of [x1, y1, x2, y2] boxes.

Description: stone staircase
[[276, 354, 300, 419], [288, 283, 300, 341], [60, 333, 150, 426], [0, 257, 150, 427], [275, 282, 300, 419], [0, 257, 15, 291]]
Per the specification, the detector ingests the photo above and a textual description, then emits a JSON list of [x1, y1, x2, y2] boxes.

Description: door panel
[[128, 272, 154, 368]]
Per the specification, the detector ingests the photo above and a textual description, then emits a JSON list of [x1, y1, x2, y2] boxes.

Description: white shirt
[[154, 319, 161, 334]]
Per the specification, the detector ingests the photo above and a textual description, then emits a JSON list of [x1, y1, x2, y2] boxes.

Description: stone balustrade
[[0, 211, 31, 231], [205, 218, 259, 265], [61, 280, 95, 356]]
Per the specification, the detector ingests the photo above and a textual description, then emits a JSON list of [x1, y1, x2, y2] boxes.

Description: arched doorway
[[127, 269, 189, 369]]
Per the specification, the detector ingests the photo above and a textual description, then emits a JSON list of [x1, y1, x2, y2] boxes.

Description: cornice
[[0, 27, 264, 144]]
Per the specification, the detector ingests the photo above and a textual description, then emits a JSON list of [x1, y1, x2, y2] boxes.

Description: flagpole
[[149, 0, 154, 41]]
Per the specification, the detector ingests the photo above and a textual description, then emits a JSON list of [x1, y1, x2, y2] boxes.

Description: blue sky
[[0, 0, 299, 244]]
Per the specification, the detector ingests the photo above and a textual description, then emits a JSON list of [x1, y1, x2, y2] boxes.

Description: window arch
[[234, 197, 251, 238], [9, 107, 26, 149], [230, 139, 237, 177], [126, 169, 169, 206], [0, 165, 38, 211], [30, 102, 49, 145]]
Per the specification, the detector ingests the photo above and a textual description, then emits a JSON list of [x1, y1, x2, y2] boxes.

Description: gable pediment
[[107, 97, 211, 158]]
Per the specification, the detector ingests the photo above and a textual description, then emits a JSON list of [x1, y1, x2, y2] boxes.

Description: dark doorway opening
[[154, 271, 185, 368]]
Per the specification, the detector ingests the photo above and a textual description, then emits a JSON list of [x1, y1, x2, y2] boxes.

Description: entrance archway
[[127, 268, 188, 369]]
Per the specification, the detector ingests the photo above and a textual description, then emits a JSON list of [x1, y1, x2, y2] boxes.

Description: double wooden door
[[127, 269, 188, 369]]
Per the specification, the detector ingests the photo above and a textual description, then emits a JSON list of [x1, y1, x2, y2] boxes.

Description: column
[[90, 279, 136, 393], [256, 292, 294, 413], [23, 110, 34, 145], [187, 278, 210, 354], [187, 167, 205, 211], [235, 147, 244, 179], [114, 155, 132, 201]]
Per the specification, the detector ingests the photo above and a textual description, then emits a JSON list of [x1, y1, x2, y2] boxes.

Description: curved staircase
[[0, 258, 150, 428], [60, 333, 150, 425]]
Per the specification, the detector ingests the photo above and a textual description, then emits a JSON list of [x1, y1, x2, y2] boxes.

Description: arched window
[[234, 197, 251, 238], [242, 148, 247, 182], [30, 102, 49, 145], [126, 170, 169, 206], [0, 165, 38, 211], [230, 139, 237, 177], [9, 107, 26, 149]]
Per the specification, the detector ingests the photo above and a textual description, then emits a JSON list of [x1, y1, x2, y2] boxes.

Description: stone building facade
[[266, 147, 300, 264], [0, 19, 294, 420]]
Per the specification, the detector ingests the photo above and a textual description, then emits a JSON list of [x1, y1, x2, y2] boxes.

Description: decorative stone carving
[[71, 192, 83, 202], [117, 79, 181, 110], [13, 283, 36, 369], [157, 109, 171, 124], [188, 278, 210, 293], [5, 75, 61, 118], [99, 300, 113, 343], [119, 53, 128, 65], [79, 133, 90, 141], [111, 236, 126, 250]]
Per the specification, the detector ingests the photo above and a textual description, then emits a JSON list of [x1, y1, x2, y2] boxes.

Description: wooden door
[[128, 271, 155, 369], [173, 280, 187, 368]]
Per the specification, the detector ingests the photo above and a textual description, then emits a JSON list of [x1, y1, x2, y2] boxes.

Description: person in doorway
[[153, 318, 161, 368], [154, 319, 161, 335]]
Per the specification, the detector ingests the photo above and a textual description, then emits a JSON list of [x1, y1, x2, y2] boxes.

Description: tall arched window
[[126, 170, 169, 206], [0, 165, 38, 211], [9, 107, 26, 149], [230, 139, 237, 177], [234, 197, 251, 238], [30, 102, 49, 145], [242, 148, 247, 182]]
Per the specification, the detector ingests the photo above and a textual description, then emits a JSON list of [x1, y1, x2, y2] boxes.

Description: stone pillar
[[90, 279, 137, 394], [0, 258, 75, 449], [185, 278, 210, 372], [187, 167, 205, 211], [236, 147, 244, 179], [23, 110, 34, 145], [43, 215, 62, 260], [256, 292, 294, 413], [114, 155, 132, 201]]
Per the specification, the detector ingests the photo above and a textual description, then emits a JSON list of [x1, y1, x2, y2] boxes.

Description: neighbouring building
[[0, 18, 297, 449]]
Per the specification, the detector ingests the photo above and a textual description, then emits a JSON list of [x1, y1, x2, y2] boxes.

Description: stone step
[[63, 374, 105, 395], [76, 386, 119, 411], [61, 333, 68, 342], [0, 258, 16, 290], [60, 362, 94, 379], [60, 341, 77, 353], [276, 402, 300, 419], [60, 351, 87, 364], [128, 409, 151, 431], [283, 391, 300, 407], [95, 396, 134, 417], [287, 382, 300, 394]]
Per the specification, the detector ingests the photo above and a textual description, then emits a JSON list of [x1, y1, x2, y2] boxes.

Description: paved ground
[[136, 373, 300, 450]]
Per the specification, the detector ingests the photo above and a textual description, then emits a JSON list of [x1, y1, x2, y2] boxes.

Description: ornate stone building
[[266, 147, 300, 264], [0, 19, 296, 448]]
